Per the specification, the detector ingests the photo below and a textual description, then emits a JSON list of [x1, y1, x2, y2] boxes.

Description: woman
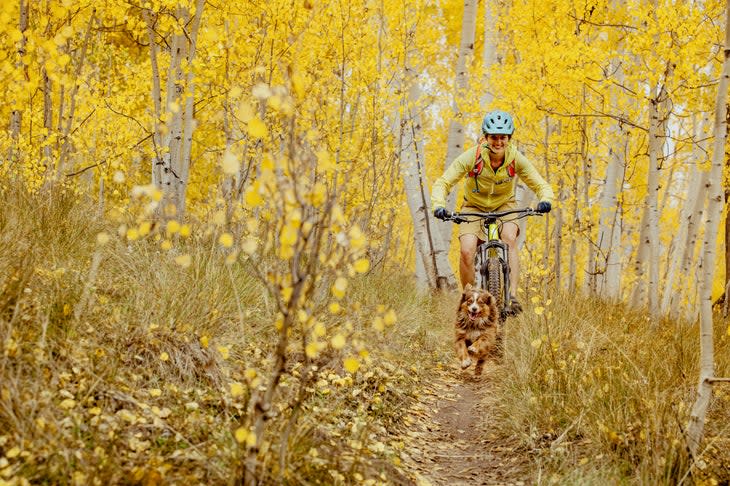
[[431, 110, 554, 314]]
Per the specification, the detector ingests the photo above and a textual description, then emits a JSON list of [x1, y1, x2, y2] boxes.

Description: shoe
[[509, 295, 523, 315]]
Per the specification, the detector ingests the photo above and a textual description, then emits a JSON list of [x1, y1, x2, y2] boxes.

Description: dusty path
[[400, 363, 530, 486]]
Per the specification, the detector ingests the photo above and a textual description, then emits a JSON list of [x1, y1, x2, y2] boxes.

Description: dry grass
[[0, 186, 449, 485], [487, 288, 730, 484], [4, 184, 729, 485]]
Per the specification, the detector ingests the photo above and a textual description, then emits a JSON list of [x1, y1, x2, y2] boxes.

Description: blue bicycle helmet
[[482, 110, 515, 136]]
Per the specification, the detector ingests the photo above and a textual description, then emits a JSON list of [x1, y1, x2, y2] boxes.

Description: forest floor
[[400, 362, 533, 486]]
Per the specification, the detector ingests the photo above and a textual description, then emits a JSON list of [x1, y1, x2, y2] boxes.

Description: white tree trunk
[[178, 0, 206, 213], [596, 121, 625, 300], [397, 16, 456, 290], [146, 4, 204, 217], [399, 80, 456, 290], [581, 115, 596, 295], [8, 0, 28, 159], [553, 185, 563, 288], [645, 97, 662, 316], [481, 0, 499, 108], [146, 8, 164, 187], [438, 0, 478, 247], [661, 114, 709, 316], [686, 0, 730, 455]]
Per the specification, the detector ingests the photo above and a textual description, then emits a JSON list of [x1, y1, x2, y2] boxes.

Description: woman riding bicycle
[[432, 110, 554, 314]]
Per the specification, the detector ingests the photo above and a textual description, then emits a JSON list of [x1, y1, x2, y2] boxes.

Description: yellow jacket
[[431, 142, 554, 211]]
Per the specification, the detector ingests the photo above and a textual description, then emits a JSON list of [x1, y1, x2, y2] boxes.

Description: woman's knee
[[500, 223, 519, 246], [459, 236, 477, 262]]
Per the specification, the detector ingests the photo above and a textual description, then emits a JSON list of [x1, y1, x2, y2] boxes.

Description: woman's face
[[486, 134, 510, 156]]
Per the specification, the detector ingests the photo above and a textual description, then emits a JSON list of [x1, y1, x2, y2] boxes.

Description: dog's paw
[[460, 358, 472, 369]]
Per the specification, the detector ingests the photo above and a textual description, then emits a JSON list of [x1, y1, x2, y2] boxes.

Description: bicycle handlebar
[[439, 207, 542, 224]]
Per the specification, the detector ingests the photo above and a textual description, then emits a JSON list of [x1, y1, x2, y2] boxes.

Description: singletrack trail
[[400, 362, 531, 486]]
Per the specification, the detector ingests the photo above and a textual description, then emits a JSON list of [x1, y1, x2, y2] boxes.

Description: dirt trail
[[400, 363, 530, 486]]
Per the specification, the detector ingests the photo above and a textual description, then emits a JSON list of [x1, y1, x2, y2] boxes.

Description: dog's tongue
[[468, 312, 478, 321]]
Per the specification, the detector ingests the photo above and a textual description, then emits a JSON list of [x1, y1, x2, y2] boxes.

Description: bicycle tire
[[486, 255, 505, 319]]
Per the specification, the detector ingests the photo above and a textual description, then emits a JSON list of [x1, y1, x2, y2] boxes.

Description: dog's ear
[[463, 283, 473, 294]]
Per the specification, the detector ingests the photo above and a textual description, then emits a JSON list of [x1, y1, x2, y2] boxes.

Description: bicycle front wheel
[[486, 255, 506, 320]]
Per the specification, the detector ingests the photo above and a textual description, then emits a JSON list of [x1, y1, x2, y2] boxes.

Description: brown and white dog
[[455, 283, 501, 376]]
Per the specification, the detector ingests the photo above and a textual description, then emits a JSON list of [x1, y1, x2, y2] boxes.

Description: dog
[[455, 283, 501, 376]]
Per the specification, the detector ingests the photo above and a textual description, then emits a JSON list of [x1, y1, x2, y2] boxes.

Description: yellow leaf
[[281, 225, 298, 246], [247, 117, 268, 138], [174, 254, 192, 268], [349, 226, 366, 250], [245, 183, 264, 207], [244, 368, 257, 380], [531, 339, 542, 349], [343, 357, 360, 374], [372, 317, 384, 332], [57, 54, 71, 67], [353, 258, 370, 273], [305, 342, 319, 358], [200, 335, 209, 348], [219, 233, 234, 248], [161, 239, 173, 251], [313, 322, 326, 337], [329, 302, 341, 314], [234, 427, 248, 443], [241, 239, 257, 255], [126, 227, 140, 241], [291, 71, 305, 98], [217, 345, 230, 360], [148, 389, 162, 397], [383, 310, 397, 326], [138, 221, 151, 236], [179, 224, 191, 237], [96, 232, 110, 246], [159, 352, 169, 361], [221, 150, 240, 175], [332, 277, 348, 299], [331, 334, 346, 350], [230, 382, 245, 398], [59, 398, 76, 410], [6, 447, 20, 459], [534, 306, 545, 316], [166, 220, 181, 235], [237, 101, 254, 122], [88, 407, 102, 416]]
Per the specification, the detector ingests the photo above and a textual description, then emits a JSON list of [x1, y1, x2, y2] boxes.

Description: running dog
[[455, 283, 501, 376]]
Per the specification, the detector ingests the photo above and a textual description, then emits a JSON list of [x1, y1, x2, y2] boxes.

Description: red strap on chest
[[469, 138, 516, 178], [469, 138, 486, 178]]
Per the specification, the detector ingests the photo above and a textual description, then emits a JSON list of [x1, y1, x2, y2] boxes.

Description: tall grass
[[489, 290, 730, 484], [0, 186, 451, 485]]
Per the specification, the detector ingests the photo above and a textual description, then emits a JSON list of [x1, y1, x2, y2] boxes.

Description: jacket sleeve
[[514, 151, 555, 204], [430, 148, 475, 209]]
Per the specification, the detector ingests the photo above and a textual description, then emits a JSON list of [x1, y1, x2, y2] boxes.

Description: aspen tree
[[686, 0, 730, 457], [661, 114, 709, 316], [8, 0, 28, 161], [438, 0, 478, 248], [145, 1, 205, 217], [398, 3, 455, 291]]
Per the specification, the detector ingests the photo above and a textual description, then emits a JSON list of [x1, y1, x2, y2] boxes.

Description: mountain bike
[[441, 207, 543, 322]]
